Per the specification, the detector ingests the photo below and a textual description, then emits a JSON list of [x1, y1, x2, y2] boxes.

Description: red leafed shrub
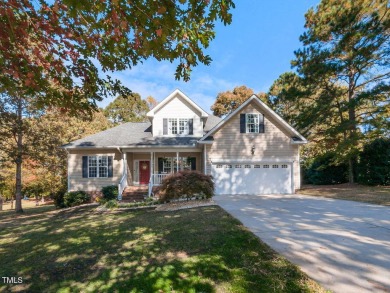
[[156, 171, 214, 202]]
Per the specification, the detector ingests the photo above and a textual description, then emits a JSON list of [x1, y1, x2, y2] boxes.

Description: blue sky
[[99, 0, 319, 112]]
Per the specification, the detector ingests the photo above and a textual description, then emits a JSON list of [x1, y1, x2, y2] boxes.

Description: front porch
[[118, 149, 205, 199]]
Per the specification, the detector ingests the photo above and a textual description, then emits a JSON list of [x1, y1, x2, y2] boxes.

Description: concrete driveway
[[214, 194, 390, 293]]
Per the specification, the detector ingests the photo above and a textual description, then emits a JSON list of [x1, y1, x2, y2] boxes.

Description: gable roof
[[199, 95, 307, 143], [147, 89, 209, 118]]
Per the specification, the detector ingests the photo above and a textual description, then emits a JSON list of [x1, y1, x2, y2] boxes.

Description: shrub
[[53, 190, 66, 208], [357, 138, 390, 186], [157, 171, 214, 202], [101, 185, 118, 201], [304, 152, 348, 185], [63, 191, 91, 207], [104, 199, 118, 209]]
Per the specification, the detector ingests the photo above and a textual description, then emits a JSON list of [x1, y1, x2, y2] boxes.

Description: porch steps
[[121, 186, 148, 202]]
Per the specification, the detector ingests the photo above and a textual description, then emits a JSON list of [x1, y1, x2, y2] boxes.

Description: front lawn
[[299, 183, 390, 206], [0, 206, 324, 293]]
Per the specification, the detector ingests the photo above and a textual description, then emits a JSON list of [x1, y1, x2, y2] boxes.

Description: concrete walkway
[[214, 194, 390, 293]]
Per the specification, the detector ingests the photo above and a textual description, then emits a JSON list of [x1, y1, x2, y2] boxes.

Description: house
[[63, 89, 307, 198]]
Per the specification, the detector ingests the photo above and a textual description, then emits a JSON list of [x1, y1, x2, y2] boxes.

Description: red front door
[[139, 161, 150, 184]]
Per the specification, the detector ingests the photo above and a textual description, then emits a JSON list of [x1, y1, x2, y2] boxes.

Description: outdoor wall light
[[251, 146, 255, 155]]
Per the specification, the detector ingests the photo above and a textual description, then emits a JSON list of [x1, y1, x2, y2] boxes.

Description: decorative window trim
[[245, 113, 265, 133], [168, 118, 189, 135], [88, 155, 108, 178]]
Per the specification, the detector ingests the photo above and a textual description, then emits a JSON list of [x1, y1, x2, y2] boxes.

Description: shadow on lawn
[[0, 206, 312, 293]]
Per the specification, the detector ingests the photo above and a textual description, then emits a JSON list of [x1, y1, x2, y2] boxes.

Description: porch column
[[203, 145, 207, 174], [150, 152, 153, 179], [176, 152, 179, 172], [123, 152, 127, 183]]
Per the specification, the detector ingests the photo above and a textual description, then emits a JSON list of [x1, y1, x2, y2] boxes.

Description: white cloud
[[98, 60, 240, 113]]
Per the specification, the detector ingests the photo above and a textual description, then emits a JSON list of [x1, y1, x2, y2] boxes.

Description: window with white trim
[[161, 157, 194, 173], [168, 118, 178, 134], [168, 118, 190, 135], [88, 155, 108, 178], [235, 164, 242, 168], [263, 164, 269, 168], [245, 113, 264, 133], [272, 164, 279, 168], [244, 165, 251, 168], [178, 118, 190, 135], [281, 164, 288, 168]]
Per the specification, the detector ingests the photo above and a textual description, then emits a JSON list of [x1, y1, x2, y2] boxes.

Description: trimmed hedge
[[157, 171, 214, 201], [357, 138, 390, 186], [63, 191, 91, 207], [101, 185, 118, 201]]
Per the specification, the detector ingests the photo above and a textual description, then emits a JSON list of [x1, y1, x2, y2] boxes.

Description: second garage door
[[212, 163, 292, 195]]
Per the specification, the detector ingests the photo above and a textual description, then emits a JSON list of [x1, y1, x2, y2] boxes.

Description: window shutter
[[240, 114, 246, 133], [108, 156, 113, 177], [158, 158, 163, 174], [190, 157, 196, 171], [163, 119, 168, 135], [188, 119, 193, 135], [82, 156, 88, 178], [259, 114, 265, 133]]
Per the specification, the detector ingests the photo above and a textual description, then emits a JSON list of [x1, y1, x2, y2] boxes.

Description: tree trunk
[[15, 98, 23, 213], [0, 196, 3, 211], [347, 76, 357, 184], [348, 158, 354, 184]]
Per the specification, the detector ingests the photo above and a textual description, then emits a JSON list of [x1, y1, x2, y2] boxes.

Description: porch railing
[[148, 173, 170, 197], [117, 168, 128, 200]]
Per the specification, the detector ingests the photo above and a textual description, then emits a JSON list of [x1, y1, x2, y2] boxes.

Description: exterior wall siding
[[206, 103, 302, 190], [68, 149, 123, 191], [152, 94, 203, 136]]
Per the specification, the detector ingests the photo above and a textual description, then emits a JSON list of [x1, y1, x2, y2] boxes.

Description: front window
[[162, 158, 172, 173], [168, 118, 177, 134], [178, 118, 189, 135], [88, 155, 108, 178], [160, 157, 194, 173], [245, 113, 264, 133], [168, 118, 189, 135]]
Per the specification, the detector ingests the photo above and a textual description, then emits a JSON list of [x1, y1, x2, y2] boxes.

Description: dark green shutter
[[108, 156, 113, 177], [190, 157, 196, 170], [82, 156, 88, 178], [188, 119, 193, 135], [240, 114, 246, 133], [158, 158, 163, 174], [259, 114, 265, 133]]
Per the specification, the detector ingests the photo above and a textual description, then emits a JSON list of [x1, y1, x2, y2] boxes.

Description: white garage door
[[212, 163, 292, 195]]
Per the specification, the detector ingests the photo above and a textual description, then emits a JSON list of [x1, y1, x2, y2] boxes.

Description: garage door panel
[[212, 163, 292, 195]]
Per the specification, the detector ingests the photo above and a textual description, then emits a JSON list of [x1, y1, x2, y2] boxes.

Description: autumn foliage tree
[[104, 93, 149, 124], [0, 0, 235, 212]]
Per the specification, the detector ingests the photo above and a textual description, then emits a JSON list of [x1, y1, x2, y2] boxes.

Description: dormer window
[[164, 118, 193, 135], [168, 118, 178, 134], [240, 113, 265, 133]]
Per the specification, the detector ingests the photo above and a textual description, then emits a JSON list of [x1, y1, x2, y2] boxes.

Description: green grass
[[299, 183, 390, 206], [0, 206, 324, 293]]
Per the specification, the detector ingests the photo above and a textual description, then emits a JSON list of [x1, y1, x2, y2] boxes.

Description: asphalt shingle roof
[[63, 115, 222, 149]]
